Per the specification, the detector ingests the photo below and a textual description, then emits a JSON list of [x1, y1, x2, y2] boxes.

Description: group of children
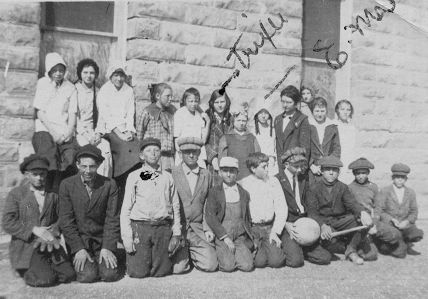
[[1, 53, 424, 287]]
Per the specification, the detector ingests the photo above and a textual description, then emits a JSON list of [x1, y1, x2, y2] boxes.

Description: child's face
[[321, 167, 340, 183], [337, 103, 352, 122], [181, 149, 201, 169], [25, 169, 48, 189], [392, 175, 407, 188], [49, 64, 65, 84], [251, 161, 268, 180], [81, 66, 96, 86], [220, 167, 238, 185], [313, 105, 327, 123], [354, 169, 369, 184], [185, 94, 199, 113], [140, 145, 161, 166], [257, 111, 270, 125], [301, 89, 312, 103], [285, 161, 304, 176], [158, 88, 172, 108], [234, 113, 248, 132], [110, 72, 126, 89], [280, 96, 297, 114], [213, 96, 226, 114]]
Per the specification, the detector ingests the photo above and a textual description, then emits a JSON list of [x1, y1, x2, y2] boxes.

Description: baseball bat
[[331, 225, 368, 238]]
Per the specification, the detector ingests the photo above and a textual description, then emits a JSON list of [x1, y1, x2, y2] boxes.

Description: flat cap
[[281, 147, 307, 164], [20, 154, 50, 174], [177, 137, 204, 151], [140, 137, 161, 151], [219, 157, 239, 169], [348, 157, 374, 170], [391, 163, 410, 176], [76, 144, 104, 163], [319, 156, 343, 168]]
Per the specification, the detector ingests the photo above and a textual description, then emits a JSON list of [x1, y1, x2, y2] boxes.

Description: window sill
[[41, 25, 118, 39]]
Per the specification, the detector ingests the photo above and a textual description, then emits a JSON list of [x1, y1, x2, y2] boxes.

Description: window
[[302, 0, 341, 61], [43, 2, 115, 35]]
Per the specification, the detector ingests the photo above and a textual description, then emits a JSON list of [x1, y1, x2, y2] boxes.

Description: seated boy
[[240, 152, 287, 268], [120, 138, 183, 278], [205, 157, 255, 272], [374, 163, 424, 258], [306, 156, 373, 265], [2, 154, 75, 287], [347, 157, 379, 261]]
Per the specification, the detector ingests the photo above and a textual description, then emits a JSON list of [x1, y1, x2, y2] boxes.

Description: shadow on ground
[[1, 220, 427, 299]]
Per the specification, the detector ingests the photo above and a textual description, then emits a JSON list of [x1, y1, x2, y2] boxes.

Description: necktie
[[293, 175, 305, 213]]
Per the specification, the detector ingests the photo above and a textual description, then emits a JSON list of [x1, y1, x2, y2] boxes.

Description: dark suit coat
[[2, 182, 59, 269], [58, 174, 120, 254], [274, 110, 310, 167], [275, 172, 307, 223], [306, 180, 364, 226], [308, 123, 341, 166], [375, 185, 418, 224], [205, 183, 253, 241], [171, 164, 212, 240]]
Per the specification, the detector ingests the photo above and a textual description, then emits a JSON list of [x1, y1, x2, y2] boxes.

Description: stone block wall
[[0, 3, 41, 233], [350, 0, 428, 217], [126, 0, 303, 120]]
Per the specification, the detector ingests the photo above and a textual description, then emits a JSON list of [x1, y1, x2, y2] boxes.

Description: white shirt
[[223, 183, 240, 203], [174, 106, 205, 139], [282, 113, 294, 132], [96, 81, 136, 134], [255, 124, 276, 158], [284, 168, 304, 213], [30, 186, 46, 213], [240, 175, 288, 235], [393, 185, 405, 204], [182, 163, 199, 195], [33, 77, 78, 135], [309, 117, 335, 145]]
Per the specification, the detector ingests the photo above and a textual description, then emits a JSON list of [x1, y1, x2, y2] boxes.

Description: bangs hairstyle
[[310, 97, 328, 112], [207, 89, 232, 125], [246, 152, 269, 171], [180, 87, 200, 107], [335, 99, 354, 119], [76, 58, 99, 81], [254, 108, 273, 136], [148, 83, 172, 103], [280, 85, 301, 104], [300, 85, 314, 96]]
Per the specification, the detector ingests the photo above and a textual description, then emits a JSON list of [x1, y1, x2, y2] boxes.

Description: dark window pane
[[45, 2, 114, 33], [302, 0, 341, 60]]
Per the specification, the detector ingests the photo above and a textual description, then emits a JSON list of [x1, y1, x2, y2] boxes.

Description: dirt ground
[[1, 220, 427, 299]]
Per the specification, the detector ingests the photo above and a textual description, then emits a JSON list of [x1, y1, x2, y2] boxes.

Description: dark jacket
[[274, 110, 310, 167], [2, 182, 60, 269], [308, 122, 341, 166], [375, 185, 418, 224], [58, 174, 120, 254], [306, 180, 364, 226], [205, 183, 253, 241], [275, 172, 308, 223]]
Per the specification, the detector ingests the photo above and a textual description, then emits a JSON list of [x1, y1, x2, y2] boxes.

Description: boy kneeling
[[374, 163, 423, 258], [121, 138, 183, 278]]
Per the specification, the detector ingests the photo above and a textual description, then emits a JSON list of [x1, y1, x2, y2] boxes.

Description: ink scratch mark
[[4, 61, 9, 78], [313, 40, 348, 70], [264, 65, 297, 100], [219, 69, 240, 95]]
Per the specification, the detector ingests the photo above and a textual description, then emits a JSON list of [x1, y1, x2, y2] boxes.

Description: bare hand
[[285, 222, 298, 240], [205, 231, 215, 243], [212, 157, 219, 171], [269, 232, 282, 248], [123, 238, 135, 253], [99, 248, 117, 269], [360, 211, 373, 227], [310, 164, 321, 175], [391, 219, 400, 227], [32, 226, 54, 242], [90, 133, 102, 146], [223, 237, 235, 253], [397, 220, 410, 230], [320, 224, 333, 240], [73, 249, 93, 272]]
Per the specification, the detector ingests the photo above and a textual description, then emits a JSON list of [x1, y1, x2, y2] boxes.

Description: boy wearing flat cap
[[276, 147, 332, 267], [374, 163, 424, 257], [306, 156, 373, 265], [3, 154, 75, 287], [205, 157, 255, 272], [59, 144, 121, 283], [171, 137, 218, 273], [347, 157, 379, 261], [121, 137, 182, 278]]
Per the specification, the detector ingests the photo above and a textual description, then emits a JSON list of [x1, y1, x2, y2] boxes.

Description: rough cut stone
[[127, 17, 160, 40], [0, 117, 34, 140], [264, 0, 303, 19], [184, 45, 234, 69], [184, 5, 237, 30], [0, 45, 39, 71], [0, 95, 34, 117], [127, 39, 186, 62], [0, 22, 40, 47], [126, 59, 160, 81], [0, 143, 19, 162], [128, 1, 186, 21], [0, 71, 38, 95], [0, 3, 40, 24], [159, 22, 214, 47], [215, 0, 263, 13]]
